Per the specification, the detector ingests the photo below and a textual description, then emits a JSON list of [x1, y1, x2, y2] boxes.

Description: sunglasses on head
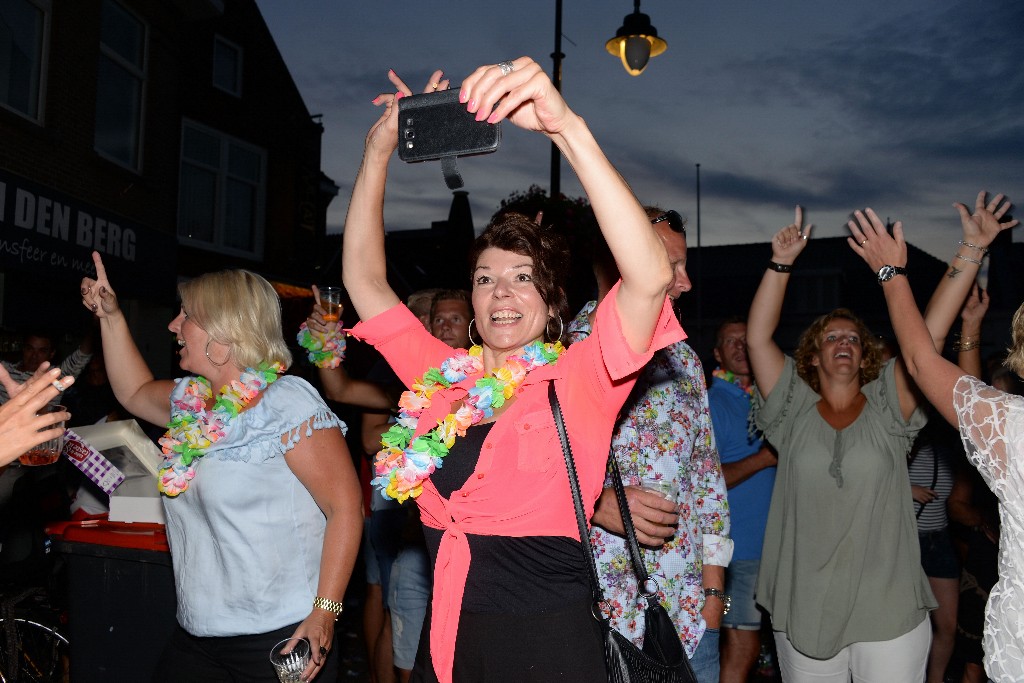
[[651, 209, 685, 235]]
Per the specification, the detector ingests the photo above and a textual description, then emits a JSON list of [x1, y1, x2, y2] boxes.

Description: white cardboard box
[[72, 420, 166, 525]]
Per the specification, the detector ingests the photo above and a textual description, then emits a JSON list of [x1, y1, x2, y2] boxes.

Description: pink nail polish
[[467, 99, 476, 111], [486, 112, 500, 124], [459, 90, 468, 103], [395, 92, 405, 101]]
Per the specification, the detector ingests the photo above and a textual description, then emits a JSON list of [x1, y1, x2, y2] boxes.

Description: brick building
[[0, 0, 336, 374]]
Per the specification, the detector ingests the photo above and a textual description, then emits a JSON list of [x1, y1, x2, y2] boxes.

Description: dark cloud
[[747, 1, 1024, 140]]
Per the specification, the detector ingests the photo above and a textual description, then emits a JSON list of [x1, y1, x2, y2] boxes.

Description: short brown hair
[[430, 289, 471, 321], [794, 308, 882, 393], [468, 212, 570, 327]]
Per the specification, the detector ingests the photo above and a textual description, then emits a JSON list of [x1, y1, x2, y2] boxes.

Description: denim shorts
[[722, 558, 765, 630], [388, 546, 431, 671], [918, 529, 958, 579]]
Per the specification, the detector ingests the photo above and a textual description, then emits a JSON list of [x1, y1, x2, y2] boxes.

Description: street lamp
[[605, 0, 667, 76]]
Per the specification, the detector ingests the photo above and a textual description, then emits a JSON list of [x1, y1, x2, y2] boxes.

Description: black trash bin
[[52, 523, 176, 682]]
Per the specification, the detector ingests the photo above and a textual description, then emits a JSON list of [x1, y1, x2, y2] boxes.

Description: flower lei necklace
[[712, 367, 755, 398], [373, 340, 564, 502], [157, 361, 285, 497], [297, 323, 346, 368]]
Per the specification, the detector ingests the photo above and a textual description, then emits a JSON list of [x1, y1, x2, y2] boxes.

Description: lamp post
[[605, 0, 667, 76], [550, 0, 563, 200]]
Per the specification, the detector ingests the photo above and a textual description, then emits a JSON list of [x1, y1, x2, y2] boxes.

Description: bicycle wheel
[[0, 617, 69, 683]]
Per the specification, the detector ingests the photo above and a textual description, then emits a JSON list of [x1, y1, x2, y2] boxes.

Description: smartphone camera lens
[[404, 129, 415, 140]]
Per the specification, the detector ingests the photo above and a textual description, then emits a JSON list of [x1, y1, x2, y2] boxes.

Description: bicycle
[[0, 586, 69, 683]]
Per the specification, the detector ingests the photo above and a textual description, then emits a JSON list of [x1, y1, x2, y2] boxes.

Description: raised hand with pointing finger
[[80, 251, 121, 319]]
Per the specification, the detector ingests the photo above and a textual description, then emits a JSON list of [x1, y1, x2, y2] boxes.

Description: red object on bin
[[46, 514, 169, 553]]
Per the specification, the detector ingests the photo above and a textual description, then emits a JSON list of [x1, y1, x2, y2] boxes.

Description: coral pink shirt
[[349, 282, 684, 683]]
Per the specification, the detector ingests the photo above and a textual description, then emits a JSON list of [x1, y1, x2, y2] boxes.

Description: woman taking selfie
[[343, 58, 683, 683]]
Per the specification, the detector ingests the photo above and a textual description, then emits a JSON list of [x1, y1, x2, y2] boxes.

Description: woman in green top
[[745, 204, 1001, 682]]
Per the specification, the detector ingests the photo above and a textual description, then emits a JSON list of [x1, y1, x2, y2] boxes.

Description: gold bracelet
[[953, 340, 981, 352], [312, 596, 344, 620]]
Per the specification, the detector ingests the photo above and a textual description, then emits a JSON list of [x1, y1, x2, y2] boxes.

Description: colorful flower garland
[[711, 367, 755, 398], [157, 361, 284, 497], [373, 341, 564, 502], [297, 322, 347, 369]]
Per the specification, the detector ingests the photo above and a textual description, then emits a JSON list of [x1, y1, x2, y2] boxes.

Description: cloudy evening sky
[[254, 0, 1023, 260]]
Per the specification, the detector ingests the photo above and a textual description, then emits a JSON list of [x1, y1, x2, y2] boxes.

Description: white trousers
[[774, 617, 931, 683]]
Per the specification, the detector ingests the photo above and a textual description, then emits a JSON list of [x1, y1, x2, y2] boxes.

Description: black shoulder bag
[[548, 383, 697, 683]]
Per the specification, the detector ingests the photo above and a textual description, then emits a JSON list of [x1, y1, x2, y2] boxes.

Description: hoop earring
[[468, 318, 481, 347], [204, 339, 229, 367], [546, 314, 564, 343]]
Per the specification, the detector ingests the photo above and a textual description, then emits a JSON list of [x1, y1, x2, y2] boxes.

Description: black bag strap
[[548, 383, 654, 608]]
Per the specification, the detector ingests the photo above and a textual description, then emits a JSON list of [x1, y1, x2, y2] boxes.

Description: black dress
[[410, 423, 607, 683]]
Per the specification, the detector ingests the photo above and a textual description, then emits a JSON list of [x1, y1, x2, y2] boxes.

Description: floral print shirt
[[569, 302, 732, 656]]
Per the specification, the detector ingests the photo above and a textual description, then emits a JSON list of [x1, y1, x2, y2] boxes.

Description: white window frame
[[212, 34, 242, 97], [177, 119, 266, 259], [0, 0, 50, 123], [94, 0, 147, 171]]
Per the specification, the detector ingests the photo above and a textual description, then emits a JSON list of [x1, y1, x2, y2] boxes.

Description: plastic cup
[[269, 637, 310, 683], [18, 404, 66, 466], [319, 286, 343, 323], [642, 480, 677, 504]]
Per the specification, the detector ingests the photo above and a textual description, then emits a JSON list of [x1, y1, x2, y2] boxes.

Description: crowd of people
[[1, 56, 1021, 683]]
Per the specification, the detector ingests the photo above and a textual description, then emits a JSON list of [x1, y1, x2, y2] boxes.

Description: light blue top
[[708, 377, 772, 560], [162, 375, 345, 637]]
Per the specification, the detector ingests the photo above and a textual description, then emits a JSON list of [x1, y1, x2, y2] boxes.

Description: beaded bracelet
[[297, 322, 347, 369], [954, 253, 983, 266], [958, 239, 989, 254]]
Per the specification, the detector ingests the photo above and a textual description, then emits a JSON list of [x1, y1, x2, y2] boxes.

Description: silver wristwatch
[[876, 264, 908, 284], [704, 587, 731, 616]]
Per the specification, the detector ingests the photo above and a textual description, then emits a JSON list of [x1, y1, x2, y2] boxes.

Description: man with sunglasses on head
[[568, 207, 732, 683]]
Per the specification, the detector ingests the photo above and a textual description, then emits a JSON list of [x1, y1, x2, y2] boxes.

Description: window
[[0, 0, 48, 121], [178, 121, 265, 258], [94, 0, 145, 170], [212, 35, 241, 96]]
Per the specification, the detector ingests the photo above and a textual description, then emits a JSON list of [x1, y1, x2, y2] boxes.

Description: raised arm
[[461, 58, 671, 352], [848, 195, 1017, 426], [80, 251, 174, 426], [746, 208, 811, 397], [304, 291, 394, 410], [341, 70, 447, 322], [848, 216, 962, 425], [921, 192, 1017, 348], [956, 284, 988, 379]]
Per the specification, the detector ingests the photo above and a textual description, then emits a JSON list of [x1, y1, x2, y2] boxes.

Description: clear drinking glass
[[18, 404, 66, 466], [319, 286, 343, 323], [269, 637, 310, 683]]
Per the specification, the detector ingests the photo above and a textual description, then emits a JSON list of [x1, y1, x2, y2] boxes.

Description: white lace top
[[954, 375, 1024, 683]]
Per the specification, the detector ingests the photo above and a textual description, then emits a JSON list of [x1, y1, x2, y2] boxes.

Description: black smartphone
[[397, 90, 501, 163]]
